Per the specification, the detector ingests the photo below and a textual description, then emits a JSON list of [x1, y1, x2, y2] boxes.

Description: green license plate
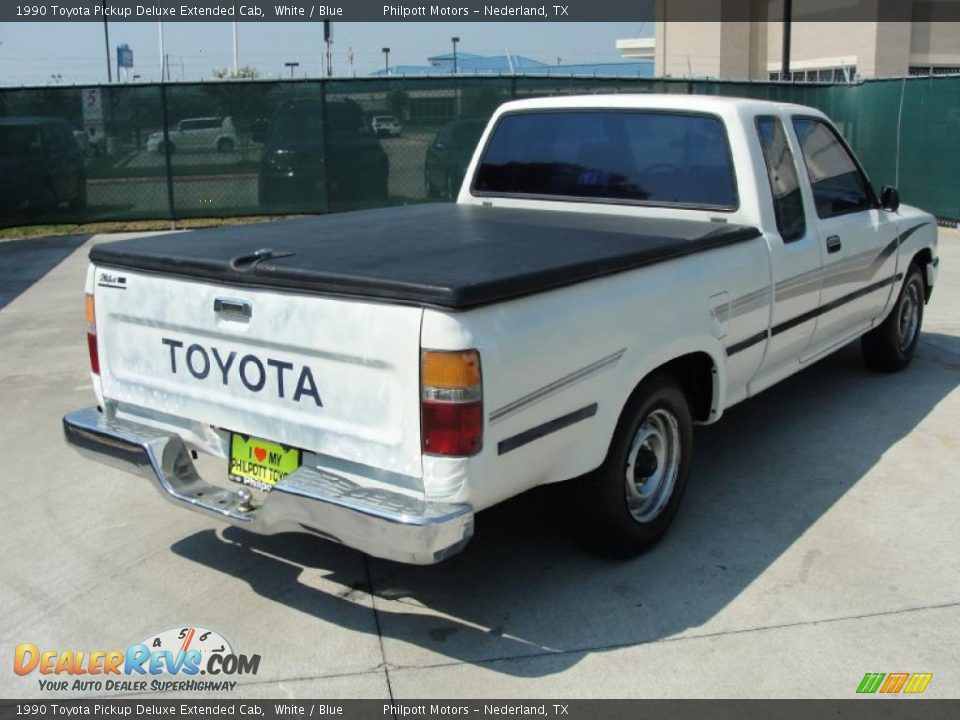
[[228, 434, 301, 491]]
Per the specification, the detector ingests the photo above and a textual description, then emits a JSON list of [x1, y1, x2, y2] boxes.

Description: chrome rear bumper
[[63, 407, 473, 565]]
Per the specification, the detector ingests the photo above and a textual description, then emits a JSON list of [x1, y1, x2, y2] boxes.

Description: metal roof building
[[370, 52, 653, 78]]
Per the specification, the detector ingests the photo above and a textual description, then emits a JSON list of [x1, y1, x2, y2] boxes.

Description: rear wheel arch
[[614, 351, 719, 433]]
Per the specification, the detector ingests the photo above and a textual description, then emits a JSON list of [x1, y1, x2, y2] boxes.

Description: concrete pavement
[[0, 228, 958, 699]]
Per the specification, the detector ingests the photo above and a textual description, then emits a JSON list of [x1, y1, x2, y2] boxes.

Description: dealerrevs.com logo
[[14, 626, 261, 693]]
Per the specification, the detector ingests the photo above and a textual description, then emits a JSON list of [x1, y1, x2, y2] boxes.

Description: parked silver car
[[146, 116, 238, 154]]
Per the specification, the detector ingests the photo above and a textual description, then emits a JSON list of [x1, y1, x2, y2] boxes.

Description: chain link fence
[[1, 74, 957, 229]]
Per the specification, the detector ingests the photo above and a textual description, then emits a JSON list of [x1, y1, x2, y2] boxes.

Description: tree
[[212, 66, 260, 80]]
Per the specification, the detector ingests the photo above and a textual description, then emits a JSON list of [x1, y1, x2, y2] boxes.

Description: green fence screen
[[1, 75, 957, 229]]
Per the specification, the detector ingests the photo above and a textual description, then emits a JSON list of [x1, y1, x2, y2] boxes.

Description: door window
[[792, 118, 872, 219], [756, 116, 806, 242]]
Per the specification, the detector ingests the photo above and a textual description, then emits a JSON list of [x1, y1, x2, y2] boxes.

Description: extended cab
[[64, 96, 939, 564]]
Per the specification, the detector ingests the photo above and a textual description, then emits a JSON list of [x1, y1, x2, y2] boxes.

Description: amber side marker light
[[421, 349, 483, 456], [85, 293, 99, 375]]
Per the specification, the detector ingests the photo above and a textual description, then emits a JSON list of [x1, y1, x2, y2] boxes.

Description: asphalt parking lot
[[1, 228, 958, 699], [76, 135, 433, 221]]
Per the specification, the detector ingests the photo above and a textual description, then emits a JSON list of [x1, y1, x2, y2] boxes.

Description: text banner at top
[[4, 0, 960, 23]]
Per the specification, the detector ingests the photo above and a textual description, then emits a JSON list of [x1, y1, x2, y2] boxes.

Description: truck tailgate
[[94, 269, 424, 477]]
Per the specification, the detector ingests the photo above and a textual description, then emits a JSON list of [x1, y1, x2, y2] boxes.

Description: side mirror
[[880, 186, 900, 212]]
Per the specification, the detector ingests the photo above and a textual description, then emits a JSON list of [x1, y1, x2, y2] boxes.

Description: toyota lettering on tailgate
[[161, 338, 323, 406]]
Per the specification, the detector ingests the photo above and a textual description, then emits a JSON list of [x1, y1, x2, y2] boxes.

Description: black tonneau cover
[[90, 204, 760, 309]]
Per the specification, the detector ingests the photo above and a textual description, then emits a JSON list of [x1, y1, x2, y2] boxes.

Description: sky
[[0, 21, 654, 86]]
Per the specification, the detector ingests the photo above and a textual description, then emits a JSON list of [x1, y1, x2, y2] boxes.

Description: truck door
[[790, 117, 899, 350], [753, 114, 822, 381]]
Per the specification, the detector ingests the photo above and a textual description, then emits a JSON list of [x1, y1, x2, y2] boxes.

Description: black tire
[[861, 264, 925, 372], [217, 138, 235, 153], [572, 374, 694, 558]]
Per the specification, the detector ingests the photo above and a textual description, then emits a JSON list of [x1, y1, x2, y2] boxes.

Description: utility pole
[[324, 21, 333, 77], [451, 36, 459, 74], [782, 0, 793, 80], [284, 61, 299, 78], [232, 21, 238, 76], [102, 12, 112, 82], [382, 47, 390, 75]]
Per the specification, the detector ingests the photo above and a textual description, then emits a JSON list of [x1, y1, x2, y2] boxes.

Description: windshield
[[473, 110, 738, 209], [270, 100, 370, 144]]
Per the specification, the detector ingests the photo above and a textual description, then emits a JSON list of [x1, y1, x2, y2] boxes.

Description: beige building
[[619, 0, 960, 81]]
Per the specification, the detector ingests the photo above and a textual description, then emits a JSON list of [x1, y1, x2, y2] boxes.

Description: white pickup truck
[[64, 95, 939, 564]]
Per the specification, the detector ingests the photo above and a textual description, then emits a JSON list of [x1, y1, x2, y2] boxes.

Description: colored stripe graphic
[[880, 673, 909, 693], [857, 673, 885, 694], [856, 672, 932, 694], [903, 673, 933, 694]]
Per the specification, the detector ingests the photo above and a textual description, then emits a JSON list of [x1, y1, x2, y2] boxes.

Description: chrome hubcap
[[898, 280, 920, 352], [624, 408, 681, 523]]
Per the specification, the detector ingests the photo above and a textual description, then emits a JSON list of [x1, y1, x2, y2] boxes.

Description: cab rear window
[[473, 110, 738, 210]]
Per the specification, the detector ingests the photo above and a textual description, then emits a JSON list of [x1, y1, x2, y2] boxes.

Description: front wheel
[[572, 374, 693, 558], [861, 264, 925, 372]]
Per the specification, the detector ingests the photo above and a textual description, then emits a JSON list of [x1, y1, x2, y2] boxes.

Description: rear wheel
[[861, 264, 925, 372], [572, 374, 693, 558], [217, 137, 235, 153]]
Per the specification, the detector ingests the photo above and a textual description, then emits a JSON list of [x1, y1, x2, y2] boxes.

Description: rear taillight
[[421, 349, 483, 456], [85, 293, 99, 375]]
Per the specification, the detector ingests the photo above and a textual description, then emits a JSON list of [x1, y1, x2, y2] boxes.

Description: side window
[[792, 118, 872, 219], [756, 116, 806, 242]]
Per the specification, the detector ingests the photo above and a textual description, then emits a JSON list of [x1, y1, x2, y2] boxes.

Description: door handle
[[214, 297, 252, 319], [826, 235, 842, 254]]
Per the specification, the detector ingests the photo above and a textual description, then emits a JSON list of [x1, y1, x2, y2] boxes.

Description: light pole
[[782, 0, 793, 80], [451, 36, 459, 74], [158, 22, 165, 81], [382, 47, 390, 75], [284, 61, 300, 78], [232, 21, 238, 76], [324, 21, 333, 77]]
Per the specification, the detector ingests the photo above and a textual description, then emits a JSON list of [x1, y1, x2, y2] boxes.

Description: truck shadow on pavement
[[171, 335, 960, 677], [0, 235, 90, 310]]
